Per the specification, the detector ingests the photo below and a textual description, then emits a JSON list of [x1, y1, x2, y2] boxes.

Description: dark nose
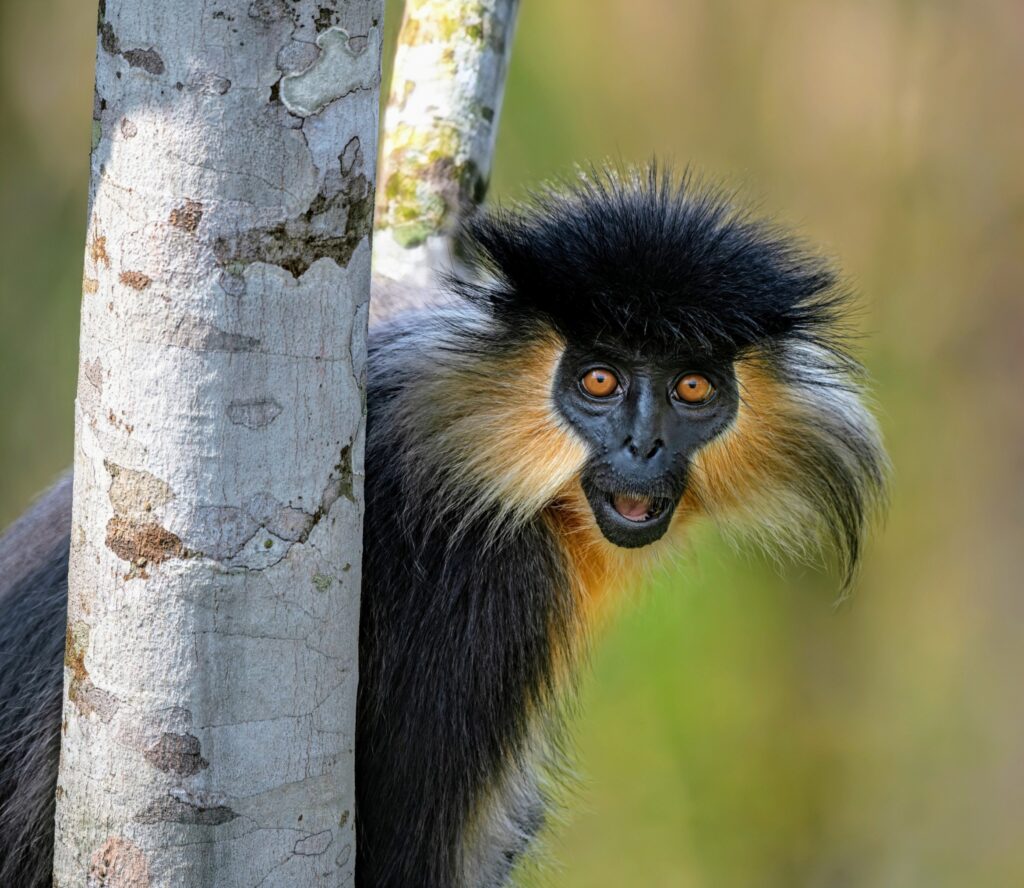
[[622, 435, 664, 461]]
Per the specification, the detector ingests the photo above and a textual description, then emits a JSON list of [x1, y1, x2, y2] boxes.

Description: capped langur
[[0, 167, 887, 887]]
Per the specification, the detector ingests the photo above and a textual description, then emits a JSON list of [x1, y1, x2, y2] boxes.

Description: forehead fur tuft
[[454, 164, 850, 356]]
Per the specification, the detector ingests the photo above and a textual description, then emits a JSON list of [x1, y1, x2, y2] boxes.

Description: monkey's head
[[402, 166, 887, 591]]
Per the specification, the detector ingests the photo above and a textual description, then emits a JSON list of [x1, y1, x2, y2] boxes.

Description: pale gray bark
[[54, 2, 382, 886], [371, 0, 519, 321]]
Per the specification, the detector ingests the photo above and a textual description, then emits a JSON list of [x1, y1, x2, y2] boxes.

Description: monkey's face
[[553, 342, 738, 548]]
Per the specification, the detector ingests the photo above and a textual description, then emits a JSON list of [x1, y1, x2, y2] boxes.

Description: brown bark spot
[[123, 48, 165, 75], [119, 270, 152, 290], [83, 358, 104, 395], [69, 678, 120, 722], [83, 277, 99, 295], [99, 22, 120, 56], [169, 199, 204, 233], [106, 411, 134, 434], [90, 235, 110, 268], [65, 621, 90, 683], [144, 732, 209, 776], [88, 836, 150, 888], [65, 622, 120, 719], [136, 795, 237, 826], [105, 516, 183, 567], [335, 444, 355, 502]]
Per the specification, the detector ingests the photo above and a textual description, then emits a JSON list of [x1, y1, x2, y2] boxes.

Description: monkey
[[0, 166, 887, 887]]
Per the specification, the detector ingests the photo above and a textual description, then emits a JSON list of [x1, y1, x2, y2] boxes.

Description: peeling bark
[[54, 2, 382, 885], [371, 0, 519, 320]]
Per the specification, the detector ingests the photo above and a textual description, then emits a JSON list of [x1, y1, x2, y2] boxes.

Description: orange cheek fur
[[682, 356, 796, 518], [432, 334, 590, 526]]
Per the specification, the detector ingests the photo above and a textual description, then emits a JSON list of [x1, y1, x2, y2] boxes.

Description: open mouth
[[609, 492, 672, 524], [581, 479, 681, 549]]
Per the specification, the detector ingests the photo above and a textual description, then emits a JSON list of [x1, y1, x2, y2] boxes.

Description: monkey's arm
[[0, 474, 71, 888]]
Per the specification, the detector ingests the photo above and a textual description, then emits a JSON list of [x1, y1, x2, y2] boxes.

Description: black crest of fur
[[455, 164, 850, 359]]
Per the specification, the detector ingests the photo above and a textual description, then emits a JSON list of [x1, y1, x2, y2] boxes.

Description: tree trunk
[[53, 2, 382, 885], [371, 0, 519, 321]]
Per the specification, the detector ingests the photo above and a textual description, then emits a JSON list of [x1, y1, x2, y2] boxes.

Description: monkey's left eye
[[580, 368, 620, 398], [674, 373, 715, 404]]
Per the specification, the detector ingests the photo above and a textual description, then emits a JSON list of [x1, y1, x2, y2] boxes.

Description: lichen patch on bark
[[106, 461, 174, 515], [399, 1, 491, 49], [376, 121, 486, 248], [213, 174, 373, 278], [279, 26, 380, 117]]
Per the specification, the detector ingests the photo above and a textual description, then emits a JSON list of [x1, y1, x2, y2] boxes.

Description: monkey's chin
[[581, 485, 679, 549]]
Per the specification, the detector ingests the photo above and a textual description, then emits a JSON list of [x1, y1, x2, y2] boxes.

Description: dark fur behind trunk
[[0, 475, 71, 888]]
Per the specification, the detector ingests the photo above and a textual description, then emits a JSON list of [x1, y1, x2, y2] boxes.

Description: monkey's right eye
[[580, 368, 620, 398]]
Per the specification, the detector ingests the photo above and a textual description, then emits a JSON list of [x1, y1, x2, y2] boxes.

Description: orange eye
[[581, 368, 619, 398], [675, 373, 714, 404]]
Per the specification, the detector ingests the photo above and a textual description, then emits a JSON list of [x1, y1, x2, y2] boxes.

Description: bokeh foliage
[[1, 2, 1022, 886]]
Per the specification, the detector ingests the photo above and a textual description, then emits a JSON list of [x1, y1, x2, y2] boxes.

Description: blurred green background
[[1, 2, 1022, 886]]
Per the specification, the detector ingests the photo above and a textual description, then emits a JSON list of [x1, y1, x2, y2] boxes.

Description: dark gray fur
[[0, 473, 71, 888]]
